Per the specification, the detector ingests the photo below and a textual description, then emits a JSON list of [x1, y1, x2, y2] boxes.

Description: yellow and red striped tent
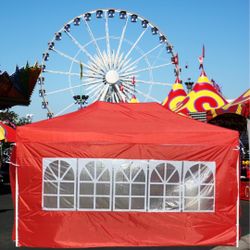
[[175, 70, 228, 115], [162, 77, 187, 111]]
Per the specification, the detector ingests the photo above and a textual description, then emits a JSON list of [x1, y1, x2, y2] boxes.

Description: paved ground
[[0, 184, 249, 250]]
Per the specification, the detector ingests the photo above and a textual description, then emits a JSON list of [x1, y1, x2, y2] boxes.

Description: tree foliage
[[0, 109, 31, 127]]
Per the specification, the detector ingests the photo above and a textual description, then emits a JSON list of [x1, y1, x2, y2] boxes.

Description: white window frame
[[148, 160, 182, 212], [41, 158, 216, 213], [113, 159, 148, 212], [78, 159, 112, 211], [182, 161, 216, 212], [42, 158, 77, 211]]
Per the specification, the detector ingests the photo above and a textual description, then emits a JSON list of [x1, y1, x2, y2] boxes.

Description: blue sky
[[0, 0, 249, 121]]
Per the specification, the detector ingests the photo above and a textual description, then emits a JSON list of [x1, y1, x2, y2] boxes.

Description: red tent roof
[[17, 101, 237, 145], [175, 71, 228, 115]]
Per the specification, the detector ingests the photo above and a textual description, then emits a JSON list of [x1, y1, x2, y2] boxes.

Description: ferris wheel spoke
[[55, 102, 75, 117], [136, 88, 161, 102], [114, 17, 129, 69], [108, 92, 113, 102], [85, 80, 103, 92], [114, 85, 126, 102], [96, 84, 109, 101], [104, 12, 111, 62], [52, 48, 82, 64], [152, 45, 165, 66], [121, 65, 137, 75], [121, 75, 139, 85], [65, 31, 95, 62], [52, 48, 102, 76], [87, 89, 102, 101], [120, 62, 173, 77], [117, 86, 130, 101], [119, 43, 153, 76], [117, 58, 132, 71], [87, 56, 105, 73], [91, 84, 107, 102], [117, 92, 123, 102], [84, 20, 109, 71], [122, 28, 148, 63], [44, 70, 80, 76], [85, 82, 104, 97], [120, 81, 136, 95], [86, 63, 105, 76], [113, 91, 119, 103], [46, 79, 103, 95], [117, 53, 124, 66], [127, 79, 172, 86], [45, 69, 102, 79], [120, 43, 162, 73], [46, 86, 80, 95]]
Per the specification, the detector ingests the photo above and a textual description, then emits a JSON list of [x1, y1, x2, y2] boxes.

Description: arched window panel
[[148, 161, 182, 212], [183, 162, 215, 212], [41, 158, 216, 213], [78, 159, 112, 211], [113, 160, 148, 211], [44, 160, 59, 180], [42, 158, 77, 210], [200, 163, 215, 183]]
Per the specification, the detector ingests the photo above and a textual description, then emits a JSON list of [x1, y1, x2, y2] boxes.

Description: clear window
[[183, 162, 215, 212], [149, 161, 181, 212], [42, 158, 77, 210], [113, 160, 147, 211], [78, 160, 112, 210]]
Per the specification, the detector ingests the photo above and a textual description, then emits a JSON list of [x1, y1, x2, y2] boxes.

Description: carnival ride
[[39, 9, 179, 118], [0, 64, 41, 110]]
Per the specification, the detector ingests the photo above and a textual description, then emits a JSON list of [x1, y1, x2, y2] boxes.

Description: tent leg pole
[[15, 166, 19, 247], [236, 155, 240, 248]]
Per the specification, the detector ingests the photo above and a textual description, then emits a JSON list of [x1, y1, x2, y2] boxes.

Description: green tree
[[0, 109, 31, 126]]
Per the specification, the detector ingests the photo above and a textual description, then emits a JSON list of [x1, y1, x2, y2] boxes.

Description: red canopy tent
[[10, 102, 239, 248]]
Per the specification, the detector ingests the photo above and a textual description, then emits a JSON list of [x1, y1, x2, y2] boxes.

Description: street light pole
[[185, 78, 194, 93], [73, 95, 89, 109]]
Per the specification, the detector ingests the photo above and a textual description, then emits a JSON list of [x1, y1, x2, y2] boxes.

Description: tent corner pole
[[15, 165, 19, 247], [236, 154, 240, 248]]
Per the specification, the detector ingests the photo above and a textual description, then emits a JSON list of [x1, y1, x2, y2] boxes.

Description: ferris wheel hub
[[105, 70, 119, 85]]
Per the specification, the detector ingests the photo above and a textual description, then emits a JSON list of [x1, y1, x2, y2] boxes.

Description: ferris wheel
[[38, 9, 177, 118]]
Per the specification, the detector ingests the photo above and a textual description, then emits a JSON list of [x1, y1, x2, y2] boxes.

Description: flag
[[199, 45, 205, 69], [172, 54, 179, 65], [80, 62, 83, 80], [131, 76, 136, 85], [119, 84, 124, 92]]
